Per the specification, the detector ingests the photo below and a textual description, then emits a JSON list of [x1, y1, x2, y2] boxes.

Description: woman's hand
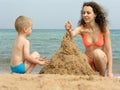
[[65, 21, 72, 31], [107, 72, 113, 77]]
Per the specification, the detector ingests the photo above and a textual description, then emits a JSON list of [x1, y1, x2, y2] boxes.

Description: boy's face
[[24, 26, 32, 37], [26, 26, 32, 36], [20, 20, 32, 37]]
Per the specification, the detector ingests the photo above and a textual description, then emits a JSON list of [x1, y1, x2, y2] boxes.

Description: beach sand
[[0, 73, 120, 90]]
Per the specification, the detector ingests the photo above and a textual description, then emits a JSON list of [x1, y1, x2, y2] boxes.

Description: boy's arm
[[23, 40, 41, 64]]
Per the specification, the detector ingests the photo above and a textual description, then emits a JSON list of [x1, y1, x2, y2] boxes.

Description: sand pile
[[40, 32, 95, 75]]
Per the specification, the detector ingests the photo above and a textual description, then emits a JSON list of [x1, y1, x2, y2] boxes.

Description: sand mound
[[40, 32, 95, 75]]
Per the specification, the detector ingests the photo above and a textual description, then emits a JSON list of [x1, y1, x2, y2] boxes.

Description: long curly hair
[[78, 1, 108, 33]]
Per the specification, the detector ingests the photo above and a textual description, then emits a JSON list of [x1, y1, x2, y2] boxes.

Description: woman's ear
[[94, 14, 97, 19]]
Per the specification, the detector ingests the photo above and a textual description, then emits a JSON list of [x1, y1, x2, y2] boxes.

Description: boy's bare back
[[10, 35, 29, 66]]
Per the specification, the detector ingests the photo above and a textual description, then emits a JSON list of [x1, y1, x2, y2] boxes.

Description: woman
[[65, 1, 113, 77]]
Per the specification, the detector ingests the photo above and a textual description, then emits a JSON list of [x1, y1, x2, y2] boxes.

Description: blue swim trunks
[[10, 63, 25, 74]]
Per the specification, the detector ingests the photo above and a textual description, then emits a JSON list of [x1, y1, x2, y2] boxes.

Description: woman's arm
[[104, 27, 113, 77]]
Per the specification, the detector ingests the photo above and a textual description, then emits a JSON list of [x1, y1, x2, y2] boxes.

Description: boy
[[10, 16, 49, 74]]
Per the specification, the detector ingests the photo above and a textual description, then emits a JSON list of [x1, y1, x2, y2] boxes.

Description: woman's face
[[82, 6, 96, 24]]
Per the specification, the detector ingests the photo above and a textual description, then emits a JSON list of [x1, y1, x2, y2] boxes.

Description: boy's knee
[[31, 51, 40, 58]]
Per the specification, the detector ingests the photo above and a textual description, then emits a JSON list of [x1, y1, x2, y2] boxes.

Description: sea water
[[0, 29, 120, 75]]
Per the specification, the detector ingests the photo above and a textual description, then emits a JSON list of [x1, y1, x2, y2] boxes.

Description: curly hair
[[78, 1, 108, 33]]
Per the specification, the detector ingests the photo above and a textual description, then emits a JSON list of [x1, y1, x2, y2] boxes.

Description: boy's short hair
[[15, 16, 32, 32]]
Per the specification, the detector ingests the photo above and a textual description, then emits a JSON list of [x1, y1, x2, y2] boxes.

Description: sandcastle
[[39, 32, 95, 75]]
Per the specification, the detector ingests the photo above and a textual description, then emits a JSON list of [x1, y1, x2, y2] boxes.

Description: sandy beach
[[0, 73, 120, 90]]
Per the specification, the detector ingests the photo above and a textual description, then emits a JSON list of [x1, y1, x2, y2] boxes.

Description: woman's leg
[[25, 51, 40, 73], [93, 49, 107, 76]]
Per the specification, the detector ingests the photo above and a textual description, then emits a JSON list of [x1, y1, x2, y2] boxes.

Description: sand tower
[[40, 32, 95, 75]]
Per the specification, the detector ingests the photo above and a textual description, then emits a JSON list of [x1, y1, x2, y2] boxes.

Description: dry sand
[[0, 73, 120, 90]]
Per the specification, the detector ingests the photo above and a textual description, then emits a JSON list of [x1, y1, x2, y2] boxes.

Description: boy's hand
[[65, 21, 72, 31], [39, 57, 50, 65]]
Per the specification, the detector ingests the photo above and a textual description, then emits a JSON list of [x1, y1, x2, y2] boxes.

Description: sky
[[0, 0, 119, 29]]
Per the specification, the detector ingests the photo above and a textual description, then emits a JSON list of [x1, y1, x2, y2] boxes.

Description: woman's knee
[[93, 49, 106, 59], [93, 49, 107, 65]]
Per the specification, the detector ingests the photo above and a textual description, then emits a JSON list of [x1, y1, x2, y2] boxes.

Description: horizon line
[[0, 28, 120, 30]]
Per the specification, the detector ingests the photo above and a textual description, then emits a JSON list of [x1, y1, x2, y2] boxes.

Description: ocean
[[0, 29, 120, 76]]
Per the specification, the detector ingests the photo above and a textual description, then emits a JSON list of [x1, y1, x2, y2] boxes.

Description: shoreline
[[0, 65, 120, 77]]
